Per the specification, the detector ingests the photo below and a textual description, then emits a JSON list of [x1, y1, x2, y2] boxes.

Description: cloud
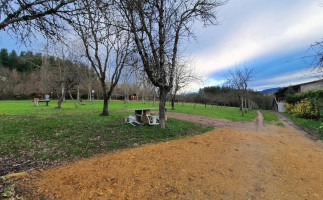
[[252, 68, 323, 90], [189, 0, 323, 76], [179, 78, 226, 94]]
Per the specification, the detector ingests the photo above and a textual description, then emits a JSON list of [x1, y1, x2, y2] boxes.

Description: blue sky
[[1, 0, 323, 92], [185, 0, 323, 91]]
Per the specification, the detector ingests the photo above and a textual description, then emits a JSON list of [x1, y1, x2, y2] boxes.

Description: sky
[[1, 0, 323, 92], [185, 0, 323, 92]]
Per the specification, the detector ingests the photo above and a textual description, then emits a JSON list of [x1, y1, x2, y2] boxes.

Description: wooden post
[[34, 98, 39, 106]]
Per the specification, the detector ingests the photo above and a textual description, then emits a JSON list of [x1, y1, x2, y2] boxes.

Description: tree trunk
[[193, 102, 197, 109], [153, 96, 155, 107], [61, 85, 65, 101], [102, 95, 109, 116], [57, 90, 66, 108], [77, 85, 80, 101], [88, 85, 91, 100], [69, 90, 78, 108], [241, 97, 244, 116], [159, 89, 167, 129], [124, 93, 127, 107], [171, 98, 175, 110]]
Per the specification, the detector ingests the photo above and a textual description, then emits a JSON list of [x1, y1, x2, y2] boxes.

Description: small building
[[273, 79, 323, 112]]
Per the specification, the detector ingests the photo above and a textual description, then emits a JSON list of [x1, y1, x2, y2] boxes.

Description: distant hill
[[260, 87, 280, 94]]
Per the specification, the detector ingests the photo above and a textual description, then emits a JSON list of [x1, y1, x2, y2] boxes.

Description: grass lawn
[[284, 113, 323, 139], [0, 100, 213, 175], [169, 102, 256, 121], [261, 110, 284, 127], [0, 100, 256, 176]]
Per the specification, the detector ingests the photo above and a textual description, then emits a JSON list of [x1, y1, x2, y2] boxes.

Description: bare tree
[[0, 0, 76, 41], [132, 67, 143, 101], [120, 66, 131, 107], [226, 65, 255, 116], [171, 59, 200, 110], [310, 40, 323, 75], [118, 0, 227, 128], [71, 0, 131, 116], [41, 45, 81, 108]]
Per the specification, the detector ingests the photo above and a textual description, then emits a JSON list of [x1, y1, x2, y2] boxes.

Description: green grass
[[284, 113, 323, 138], [261, 110, 278, 122], [260, 110, 284, 127], [0, 100, 256, 121], [0, 100, 257, 175], [0, 100, 215, 175], [169, 103, 256, 121]]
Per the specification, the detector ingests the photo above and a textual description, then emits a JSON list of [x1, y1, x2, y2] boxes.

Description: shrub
[[285, 94, 302, 104], [285, 103, 294, 112], [288, 99, 320, 119]]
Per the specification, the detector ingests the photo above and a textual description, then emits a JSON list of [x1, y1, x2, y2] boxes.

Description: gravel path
[[19, 111, 323, 200]]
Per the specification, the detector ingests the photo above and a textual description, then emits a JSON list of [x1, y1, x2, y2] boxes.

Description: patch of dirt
[[17, 112, 323, 199], [166, 111, 267, 132], [272, 111, 321, 140]]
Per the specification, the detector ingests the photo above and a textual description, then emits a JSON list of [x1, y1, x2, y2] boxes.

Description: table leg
[[142, 110, 150, 124], [135, 110, 142, 122]]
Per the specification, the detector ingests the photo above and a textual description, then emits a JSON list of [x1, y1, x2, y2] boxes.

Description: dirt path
[[166, 111, 265, 132], [19, 112, 323, 199]]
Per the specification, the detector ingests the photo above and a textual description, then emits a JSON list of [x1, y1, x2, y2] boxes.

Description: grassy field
[[284, 113, 323, 138], [261, 110, 284, 127], [0, 100, 257, 175], [169, 102, 256, 121], [0, 100, 208, 175]]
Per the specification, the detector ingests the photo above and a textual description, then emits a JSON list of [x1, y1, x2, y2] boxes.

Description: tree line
[[0, 48, 41, 72], [0, 45, 272, 111], [1, 0, 230, 128], [0, 47, 161, 104], [178, 86, 273, 111]]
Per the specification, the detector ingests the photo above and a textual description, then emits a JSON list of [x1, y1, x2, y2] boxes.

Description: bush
[[284, 87, 301, 104], [285, 94, 302, 104], [285, 103, 294, 112], [286, 99, 320, 119]]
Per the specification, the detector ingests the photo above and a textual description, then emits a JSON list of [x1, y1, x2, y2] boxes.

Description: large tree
[[118, 0, 227, 128], [71, 0, 131, 116], [171, 59, 200, 110], [226, 65, 255, 116], [41, 45, 81, 108], [0, 0, 76, 41]]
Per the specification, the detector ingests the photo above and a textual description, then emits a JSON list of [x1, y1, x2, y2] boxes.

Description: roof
[[275, 78, 323, 94]]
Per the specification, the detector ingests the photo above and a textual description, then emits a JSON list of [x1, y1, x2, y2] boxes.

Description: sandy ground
[[19, 111, 323, 200]]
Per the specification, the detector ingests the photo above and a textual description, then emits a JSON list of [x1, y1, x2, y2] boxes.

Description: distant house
[[273, 79, 323, 112]]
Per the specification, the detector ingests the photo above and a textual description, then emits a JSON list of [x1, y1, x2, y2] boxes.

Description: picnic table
[[135, 108, 156, 124], [125, 108, 169, 125]]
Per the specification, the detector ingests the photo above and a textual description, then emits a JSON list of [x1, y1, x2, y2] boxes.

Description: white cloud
[[179, 78, 226, 94], [189, 0, 323, 75], [252, 68, 323, 90]]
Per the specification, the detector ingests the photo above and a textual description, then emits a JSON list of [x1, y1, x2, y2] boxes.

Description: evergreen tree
[[8, 50, 18, 70], [0, 48, 9, 67]]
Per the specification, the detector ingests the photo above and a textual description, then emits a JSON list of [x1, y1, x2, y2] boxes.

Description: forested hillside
[[0, 48, 102, 100]]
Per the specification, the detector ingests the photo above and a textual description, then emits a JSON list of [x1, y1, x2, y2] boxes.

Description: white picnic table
[[125, 108, 169, 125]]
